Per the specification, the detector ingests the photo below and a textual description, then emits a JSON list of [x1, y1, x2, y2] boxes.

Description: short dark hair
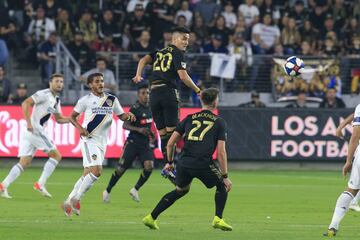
[[137, 83, 148, 91], [87, 72, 103, 84], [201, 88, 219, 105], [96, 57, 107, 64], [50, 73, 64, 81], [172, 27, 190, 34]]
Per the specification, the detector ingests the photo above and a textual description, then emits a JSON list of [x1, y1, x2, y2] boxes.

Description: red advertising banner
[[0, 106, 213, 159]]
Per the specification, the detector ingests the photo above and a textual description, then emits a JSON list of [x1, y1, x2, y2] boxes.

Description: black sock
[[151, 189, 188, 219], [215, 183, 228, 218], [135, 169, 152, 190], [160, 133, 171, 162], [106, 170, 124, 193]]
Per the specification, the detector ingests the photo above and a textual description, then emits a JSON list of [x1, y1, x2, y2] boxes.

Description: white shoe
[[33, 182, 52, 198], [102, 190, 110, 203], [349, 203, 360, 212], [0, 183, 12, 199], [129, 187, 140, 202]]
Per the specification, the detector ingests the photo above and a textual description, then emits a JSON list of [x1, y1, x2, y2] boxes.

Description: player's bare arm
[[336, 113, 354, 139], [54, 113, 70, 124], [118, 112, 136, 122], [177, 69, 201, 94], [133, 55, 153, 83], [217, 140, 232, 192], [123, 121, 148, 135], [69, 111, 89, 137], [165, 131, 181, 167], [343, 125, 360, 177], [22, 97, 35, 132]]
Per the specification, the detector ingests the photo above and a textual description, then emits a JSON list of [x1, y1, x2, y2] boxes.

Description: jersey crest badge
[[106, 99, 113, 107]]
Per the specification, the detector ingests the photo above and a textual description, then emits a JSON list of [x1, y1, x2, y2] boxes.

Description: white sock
[[38, 158, 59, 186], [329, 191, 354, 230], [74, 173, 98, 201], [66, 176, 84, 202], [351, 191, 360, 205], [2, 163, 24, 188]]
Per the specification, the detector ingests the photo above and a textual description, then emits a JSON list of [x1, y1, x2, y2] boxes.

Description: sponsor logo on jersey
[[140, 118, 153, 124]]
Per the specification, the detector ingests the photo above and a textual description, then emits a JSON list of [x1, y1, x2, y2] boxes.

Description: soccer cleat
[[102, 190, 110, 203], [61, 202, 72, 217], [0, 183, 12, 199], [212, 216, 233, 231], [161, 169, 176, 185], [71, 199, 81, 216], [142, 214, 159, 230], [33, 182, 52, 198], [129, 187, 140, 202], [323, 228, 337, 237], [349, 203, 360, 212]]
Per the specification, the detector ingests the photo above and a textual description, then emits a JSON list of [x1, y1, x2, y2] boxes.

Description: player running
[[0, 74, 69, 199], [61, 73, 135, 216], [133, 27, 201, 164], [142, 88, 233, 231], [324, 106, 360, 236], [102, 84, 155, 203]]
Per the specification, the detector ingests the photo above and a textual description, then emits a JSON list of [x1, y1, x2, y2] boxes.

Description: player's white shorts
[[348, 148, 360, 189], [80, 141, 105, 168], [18, 129, 56, 157]]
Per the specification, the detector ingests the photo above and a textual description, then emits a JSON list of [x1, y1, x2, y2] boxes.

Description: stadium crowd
[[1, 0, 360, 104]]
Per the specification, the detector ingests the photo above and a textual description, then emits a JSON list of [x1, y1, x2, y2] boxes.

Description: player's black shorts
[[119, 139, 153, 169], [150, 85, 179, 130], [176, 163, 223, 189]]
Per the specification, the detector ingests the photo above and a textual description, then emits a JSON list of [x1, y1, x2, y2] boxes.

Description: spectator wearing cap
[[127, 0, 149, 13], [37, 32, 57, 86], [56, 9, 75, 44], [238, 0, 260, 28], [208, 15, 233, 46], [203, 34, 229, 53], [125, 4, 150, 44], [27, 5, 56, 44], [222, 1, 237, 29], [67, 31, 94, 69], [251, 13, 280, 54], [0, 66, 11, 103], [291, 0, 308, 29], [319, 88, 345, 108], [10, 83, 28, 104], [175, 1, 193, 27], [286, 91, 307, 108], [98, 9, 122, 46], [78, 9, 97, 43], [238, 91, 266, 108]]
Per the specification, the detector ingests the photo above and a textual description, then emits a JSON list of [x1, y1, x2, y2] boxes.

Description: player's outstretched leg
[[103, 165, 126, 203], [34, 150, 61, 198], [212, 182, 232, 231], [143, 187, 189, 229], [324, 191, 355, 236]]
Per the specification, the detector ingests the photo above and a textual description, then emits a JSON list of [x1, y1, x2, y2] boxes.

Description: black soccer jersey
[[148, 44, 186, 89], [126, 102, 153, 144], [175, 110, 227, 169]]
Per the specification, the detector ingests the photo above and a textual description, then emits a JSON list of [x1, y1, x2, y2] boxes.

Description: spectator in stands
[[319, 87, 345, 108], [321, 37, 339, 57], [203, 34, 229, 53], [78, 8, 97, 44], [324, 65, 342, 97], [0, 66, 11, 103], [251, 13, 280, 54], [351, 68, 360, 95], [331, 0, 348, 32], [104, 0, 127, 29], [175, 0, 193, 27], [291, 0, 308, 29], [0, 39, 9, 66], [187, 32, 203, 53], [67, 31, 94, 69], [309, 4, 327, 32], [98, 9, 122, 46], [238, 0, 260, 28], [32, 0, 72, 20], [298, 40, 313, 55], [175, 15, 187, 28], [354, 0, 360, 18], [129, 30, 154, 52], [56, 9, 74, 44], [233, 16, 247, 40], [127, 0, 149, 13], [157, 28, 172, 49], [125, 4, 150, 44], [195, 0, 221, 25], [299, 19, 318, 52], [191, 15, 208, 44], [208, 15, 232, 46], [0, 8, 20, 50], [348, 36, 360, 56], [222, 1, 237, 30], [37, 32, 57, 86], [27, 5, 56, 44], [228, 32, 253, 67], [286, 91, 307, 108], [10, 83, 28, 104], [273, 43, 284, 56], [238, 91, 266, 108], [321, 14, 339, 41], [259, 0, 280, 25], [91, 34, 119, 63], [80, 57, 117, 94], [309, 73, 326, 97], [342, 17, 360, 47], [281, 17, 301, 55]]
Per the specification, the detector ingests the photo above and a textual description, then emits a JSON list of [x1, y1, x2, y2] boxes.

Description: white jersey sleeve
[[113, 97, 124, 116], [74, 96, 87, 113], [353, 104, 360, 126], [31, 90, 47, 104]]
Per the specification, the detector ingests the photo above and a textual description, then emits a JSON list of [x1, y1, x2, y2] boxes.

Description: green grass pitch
[[1, 168, 360, 239]]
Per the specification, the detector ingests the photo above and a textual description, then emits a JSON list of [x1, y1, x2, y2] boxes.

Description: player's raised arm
[[336, 113, 354, 139], [69, 111, 88, 137], [177, 69, 201, 94], [133, 54, 153, 83], [22, 97, 35, 132]]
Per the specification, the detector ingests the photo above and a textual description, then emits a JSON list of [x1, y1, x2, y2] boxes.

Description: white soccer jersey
[[74, 92, 124, 149], [353, 104, 360, 127], [31, 88, 61, 132]]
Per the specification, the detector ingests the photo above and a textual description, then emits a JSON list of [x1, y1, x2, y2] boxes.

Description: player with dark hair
[[142, 88, 233, 231], [0, 74, 69, 198], [102, 84, 155, 203], [61, 72, 135, 216], [133, 27, 201, 164]]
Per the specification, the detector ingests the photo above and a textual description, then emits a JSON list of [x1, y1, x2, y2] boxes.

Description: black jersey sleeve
[[217, 118, 227, 141], [175, 116, 187, 135], [173, 49, 186, 71], [148, 50, 158, 62]]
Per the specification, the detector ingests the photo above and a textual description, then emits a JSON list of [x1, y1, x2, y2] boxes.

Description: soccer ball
[[284, 56, 304, 76]]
